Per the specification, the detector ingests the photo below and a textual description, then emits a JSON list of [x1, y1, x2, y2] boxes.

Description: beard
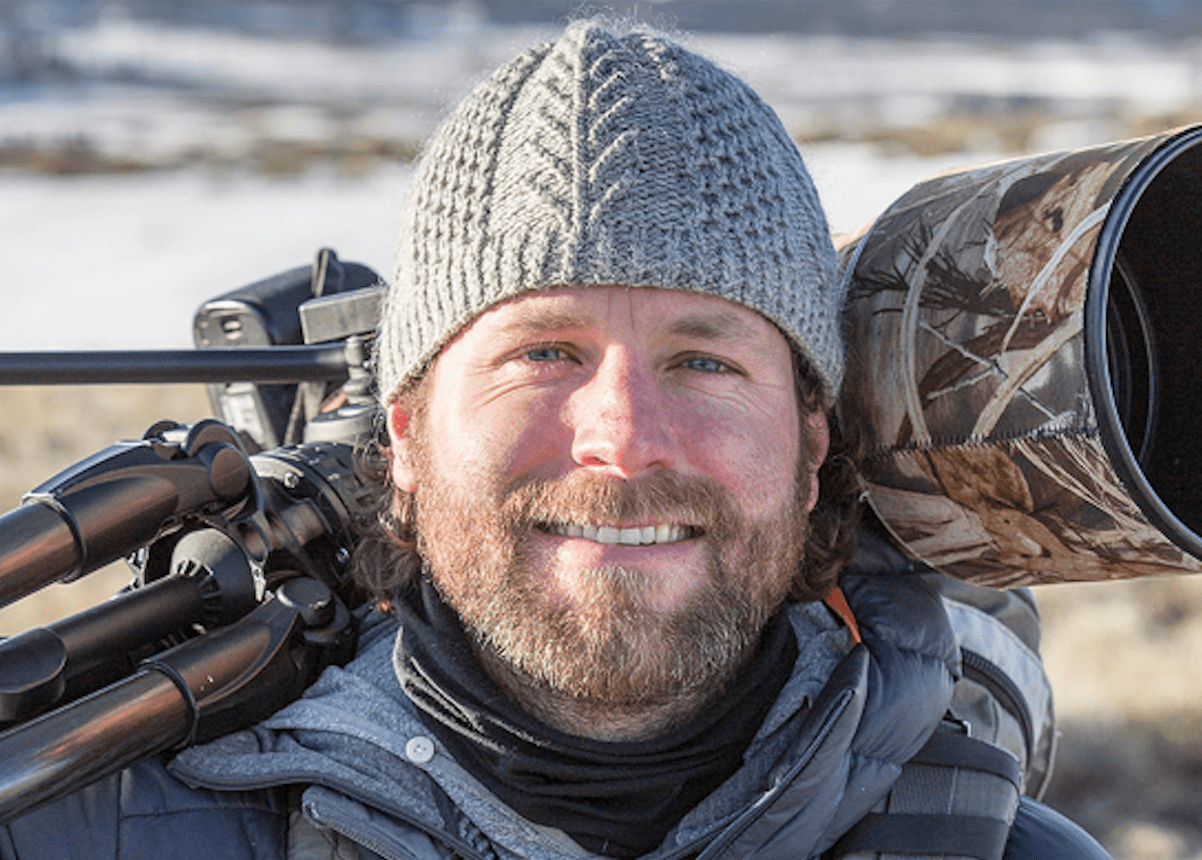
[[409, 434, 813, 707]]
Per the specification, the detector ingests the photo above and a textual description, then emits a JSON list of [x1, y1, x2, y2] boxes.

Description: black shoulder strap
[[829, 722, 1022, 860]]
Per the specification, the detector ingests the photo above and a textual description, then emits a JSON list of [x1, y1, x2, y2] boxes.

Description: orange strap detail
[[823, 586, 862, 644]]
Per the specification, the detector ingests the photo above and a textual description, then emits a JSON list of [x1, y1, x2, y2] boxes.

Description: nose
[[568, 347, 676, 476]]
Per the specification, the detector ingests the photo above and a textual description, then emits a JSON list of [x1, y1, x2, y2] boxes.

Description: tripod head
[[0, 248, 381, 823]]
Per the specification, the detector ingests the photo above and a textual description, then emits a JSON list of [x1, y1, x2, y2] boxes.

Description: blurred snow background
[[4, 2, 1202, 857], [7, 0, 1202, 347]]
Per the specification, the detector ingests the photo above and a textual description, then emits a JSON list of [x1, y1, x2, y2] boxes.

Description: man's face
[[388, 286, 828, 706]]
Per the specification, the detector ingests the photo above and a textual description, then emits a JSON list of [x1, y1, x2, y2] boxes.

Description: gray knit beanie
[[375, 21, 843, 405]]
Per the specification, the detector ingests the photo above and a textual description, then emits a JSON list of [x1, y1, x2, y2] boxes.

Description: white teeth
[[545, 522, 693, 545]]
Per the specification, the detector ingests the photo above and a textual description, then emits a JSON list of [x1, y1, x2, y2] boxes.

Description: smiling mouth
[[538, 522, 700, 546]]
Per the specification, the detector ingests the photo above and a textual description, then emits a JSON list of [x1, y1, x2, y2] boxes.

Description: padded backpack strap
[[829, 722, 1022, 860]]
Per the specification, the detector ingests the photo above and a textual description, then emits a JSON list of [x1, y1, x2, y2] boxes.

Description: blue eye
[[683, 357, 728, 373], [525, 346, 567, 362]]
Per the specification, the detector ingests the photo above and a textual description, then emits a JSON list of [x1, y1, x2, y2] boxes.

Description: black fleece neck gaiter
[[395, 577, 797, 859]]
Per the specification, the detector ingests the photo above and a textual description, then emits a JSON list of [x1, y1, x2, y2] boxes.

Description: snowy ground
[[1, 166, 412, 349]]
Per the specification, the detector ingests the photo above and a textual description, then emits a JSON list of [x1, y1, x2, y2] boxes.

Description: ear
[[801, 411, 830, 515], [386, 402, 418, 493]]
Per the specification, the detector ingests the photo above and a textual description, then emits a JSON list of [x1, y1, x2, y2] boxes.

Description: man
[[1, 21, 1110, 860]]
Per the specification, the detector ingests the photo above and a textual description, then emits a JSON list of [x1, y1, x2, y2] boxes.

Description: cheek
[[676, 406, 801, 516], [429, 394, 572, 486]]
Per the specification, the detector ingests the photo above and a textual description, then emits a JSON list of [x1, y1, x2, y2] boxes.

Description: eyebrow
[[665, 312, 759, 342], [498, 308, 592, 338], [496, 306, 760, 342]]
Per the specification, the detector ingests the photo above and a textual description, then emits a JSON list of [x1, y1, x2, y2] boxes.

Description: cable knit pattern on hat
[[375, 22, 843, 404]]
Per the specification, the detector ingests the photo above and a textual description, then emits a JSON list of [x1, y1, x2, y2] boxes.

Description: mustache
[[499, 470, 738, 536]]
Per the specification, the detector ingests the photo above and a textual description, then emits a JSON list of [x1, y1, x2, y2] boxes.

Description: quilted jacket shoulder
[[0, 756, 289, 860]]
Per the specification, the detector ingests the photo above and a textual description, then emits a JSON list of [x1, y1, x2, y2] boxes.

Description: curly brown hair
[[349, 350, 862, 609]]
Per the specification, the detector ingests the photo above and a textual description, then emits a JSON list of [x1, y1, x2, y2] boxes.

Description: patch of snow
[[1, 165, 413, 350], [803, 142, 999, 235]]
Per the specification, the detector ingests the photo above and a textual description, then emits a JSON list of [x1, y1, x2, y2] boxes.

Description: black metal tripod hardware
[[0, 529, 264, 727], [0, 419, 257, 611], [0, 427, 370, 728], [0, 576, 356, 826]]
